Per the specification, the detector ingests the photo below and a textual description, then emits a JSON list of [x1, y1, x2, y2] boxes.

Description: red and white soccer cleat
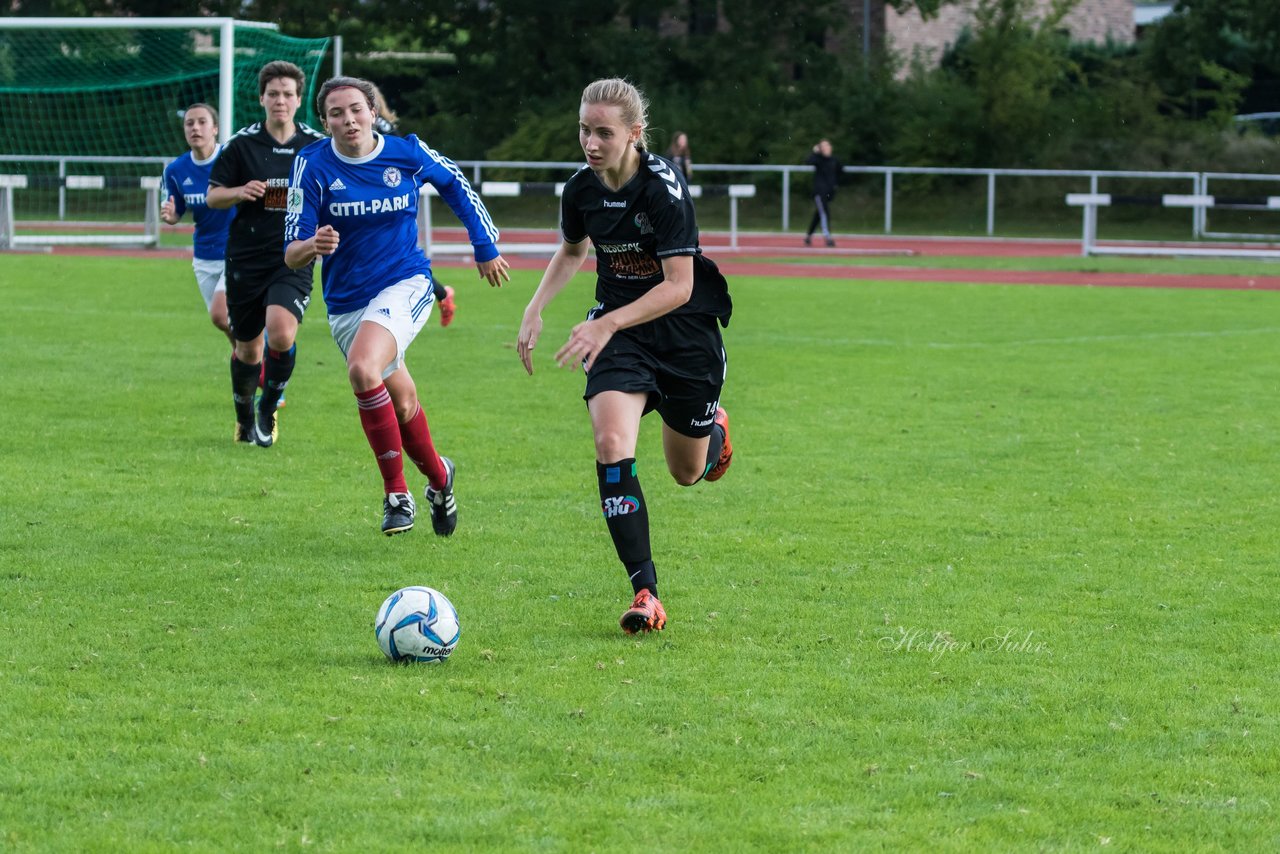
[[620, 589, 667, 635]]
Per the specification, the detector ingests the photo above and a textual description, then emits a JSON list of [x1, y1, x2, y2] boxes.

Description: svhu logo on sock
[[601, 496, 639, 518]]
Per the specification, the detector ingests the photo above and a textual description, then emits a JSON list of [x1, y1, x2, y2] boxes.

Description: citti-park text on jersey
[[328, 193, 413, 217]]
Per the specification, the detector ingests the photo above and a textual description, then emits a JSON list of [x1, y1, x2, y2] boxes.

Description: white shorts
[[328, 275, 436, 380], [192, 258, 227, 310]]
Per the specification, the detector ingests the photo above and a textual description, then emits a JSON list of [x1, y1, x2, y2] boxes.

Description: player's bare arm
[[518, 239, 590, 375], [207, 181, 267, 209], [284, 224, 339, 269], [552, 254, 693, 373]]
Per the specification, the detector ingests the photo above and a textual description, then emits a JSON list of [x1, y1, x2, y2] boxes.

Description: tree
[[1143, 0, 1280, 120]]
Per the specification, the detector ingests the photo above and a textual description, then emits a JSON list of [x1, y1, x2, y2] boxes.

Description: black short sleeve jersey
[[560, 152, 731, 326], [209, 122, 326, 266]]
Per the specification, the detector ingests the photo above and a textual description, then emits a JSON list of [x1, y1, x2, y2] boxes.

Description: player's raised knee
[[668, 459, 704, 487]]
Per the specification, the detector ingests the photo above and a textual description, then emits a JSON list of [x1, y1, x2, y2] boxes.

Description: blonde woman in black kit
[[517, 79, 736, 636]]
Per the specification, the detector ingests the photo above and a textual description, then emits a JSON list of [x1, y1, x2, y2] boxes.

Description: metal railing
[[452, 161, 1238, 237], [5, 154, 1280, 242]]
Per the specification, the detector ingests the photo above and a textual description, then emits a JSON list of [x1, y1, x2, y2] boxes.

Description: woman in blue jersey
[[516, 79, 734, 636], [284, 76, 510, 536], [161, 103, 234, 341]]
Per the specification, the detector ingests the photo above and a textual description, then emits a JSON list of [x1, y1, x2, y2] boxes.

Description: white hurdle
[[0, 173, 161, 250], [1066, 192, 1280, 259]]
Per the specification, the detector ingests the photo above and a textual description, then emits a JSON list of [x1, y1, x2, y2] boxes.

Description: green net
[[0, 21, 329, 236], [0, 23, 330, 158]]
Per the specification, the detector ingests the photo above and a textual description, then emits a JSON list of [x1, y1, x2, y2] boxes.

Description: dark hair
[[315, 76, 377, 118], [183, 102, 219, 125], [257, 60, 305, 96]]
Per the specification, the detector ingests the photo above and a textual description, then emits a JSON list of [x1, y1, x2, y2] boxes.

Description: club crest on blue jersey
[[382, 167, 402, 188]]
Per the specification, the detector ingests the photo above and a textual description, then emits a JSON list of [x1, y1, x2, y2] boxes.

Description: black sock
[[625, 559, 657, 597], [260, 344, 295, 413], [432, 279, 447, 301], [700, 423, 726, 481], [230, 355, 260, 425], [597, 458, 656, 597]]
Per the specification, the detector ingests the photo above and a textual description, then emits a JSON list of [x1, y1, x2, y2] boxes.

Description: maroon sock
[[355, 384, 407, 494], [399, 403, 448, 489]]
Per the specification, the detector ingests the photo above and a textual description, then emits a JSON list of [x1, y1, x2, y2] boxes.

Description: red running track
[[28, 228, 1280, 291]]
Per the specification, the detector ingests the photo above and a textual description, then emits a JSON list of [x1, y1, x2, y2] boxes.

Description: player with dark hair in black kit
[[517, 78, 734, 636], [208, 60, 325, 447]]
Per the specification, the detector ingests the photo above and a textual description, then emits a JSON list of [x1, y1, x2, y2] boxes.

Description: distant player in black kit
[[208, 60, 325, 446], [804, 138, 841, 247], [517, 78, 734, 636]]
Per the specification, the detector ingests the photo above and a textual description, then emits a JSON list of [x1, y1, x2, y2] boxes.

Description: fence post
[[730, 194, 739, 250], [986, 171, 996, 236], [884, 170, 893, 234], [141, 176, 161, 247], [1195, 173, 1206, 238], [781, 168, 790, 232], [0, 184, 14, 250], [58, 158, 66, 222]]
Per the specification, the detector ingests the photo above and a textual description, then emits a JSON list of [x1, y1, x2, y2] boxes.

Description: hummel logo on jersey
[[182, 177, 193, 186], [603, 199, 626, 208], [328, 178, 347, 191], [647, 158, 683, 200]]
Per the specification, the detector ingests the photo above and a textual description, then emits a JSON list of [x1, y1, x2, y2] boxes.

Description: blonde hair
[[581, 78, 649, 151]]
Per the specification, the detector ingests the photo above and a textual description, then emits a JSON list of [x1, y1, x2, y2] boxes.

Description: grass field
[[2, 252, 1278, 851]]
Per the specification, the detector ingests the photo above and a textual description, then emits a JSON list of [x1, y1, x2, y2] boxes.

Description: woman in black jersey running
[[517, 78, 734, 636]]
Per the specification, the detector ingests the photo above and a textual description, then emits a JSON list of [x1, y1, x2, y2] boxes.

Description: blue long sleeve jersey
[[162, 146, 233, 261], [284, 133, 500, 315]]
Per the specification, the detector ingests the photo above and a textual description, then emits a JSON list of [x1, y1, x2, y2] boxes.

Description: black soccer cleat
[[425, 456, 457, 537], [234, 422, 254, 444], [252, 402, 278, 448], [382, 491, 415, 536]]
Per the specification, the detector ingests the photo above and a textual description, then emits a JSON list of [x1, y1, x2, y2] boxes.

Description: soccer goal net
[[0, 18, 330, 249]]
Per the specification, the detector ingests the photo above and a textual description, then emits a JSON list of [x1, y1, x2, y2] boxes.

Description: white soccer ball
[[374, 586, 461, 663]]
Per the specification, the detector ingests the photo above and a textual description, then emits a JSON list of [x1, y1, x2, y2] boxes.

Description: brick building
[[882, 0, 1135, 72]]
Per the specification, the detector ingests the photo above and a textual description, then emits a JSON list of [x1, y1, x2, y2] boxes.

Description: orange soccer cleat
[[438, 286, 456, 328], [620, 588, 667, 635]]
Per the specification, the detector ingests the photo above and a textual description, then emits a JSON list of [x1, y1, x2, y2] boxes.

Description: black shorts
[[583, 308, 727, 439], [225, 261, 313, 342]]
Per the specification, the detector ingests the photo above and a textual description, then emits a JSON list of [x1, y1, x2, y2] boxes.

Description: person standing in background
[[666, 131, 692, 180], [804, 138, 841, 248]]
